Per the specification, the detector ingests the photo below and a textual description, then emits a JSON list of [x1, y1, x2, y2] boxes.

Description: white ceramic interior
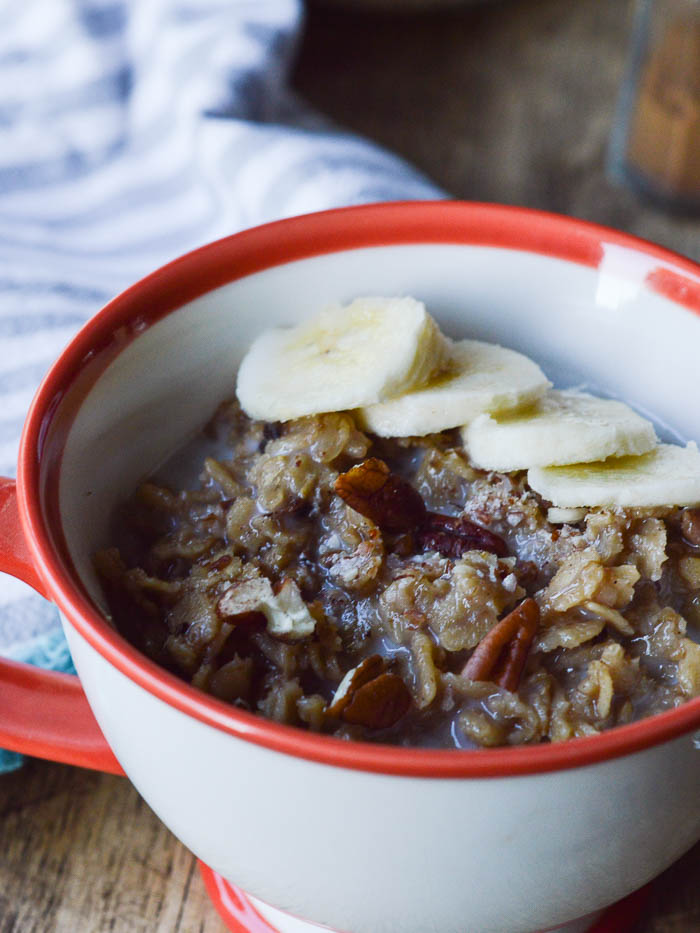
[[48, 236, 700, 933]]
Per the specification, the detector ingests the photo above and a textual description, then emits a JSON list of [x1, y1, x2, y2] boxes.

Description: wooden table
[[1, 0, 698, 930]]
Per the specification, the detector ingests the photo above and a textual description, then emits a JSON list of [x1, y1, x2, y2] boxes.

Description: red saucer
[[198, 861, 651, 933]]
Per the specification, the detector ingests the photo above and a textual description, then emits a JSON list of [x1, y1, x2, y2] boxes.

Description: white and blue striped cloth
[[0, 0, 442, 771]]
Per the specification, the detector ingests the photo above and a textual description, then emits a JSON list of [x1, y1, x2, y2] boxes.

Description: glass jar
[[609, 0, 700, 211]]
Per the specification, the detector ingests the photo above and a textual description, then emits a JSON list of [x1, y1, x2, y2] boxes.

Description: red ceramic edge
[[15, 202, 700, 779], [197, 862, 652, 933], [646, 266, 700, 312], [0, 477, 122, 773], [0, 478, 49, 599], [199, 861, 276, 933], [0, 656, 123, 774]]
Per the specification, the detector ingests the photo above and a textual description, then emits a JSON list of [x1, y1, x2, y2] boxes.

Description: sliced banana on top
[[462, 389, 657, 471], [236, 296, 447, 422], [356, 338, 550, 437], [235, 294, 699, 513], [528, 442, 700, 509]]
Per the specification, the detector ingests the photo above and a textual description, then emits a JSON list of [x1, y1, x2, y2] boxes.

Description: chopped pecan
[[342, 673, 412, 729], [218, 576, 316, 639], [681, 508, 700, 547], [326, 654, 411, 729], [218, 577, 274, 618], [334, 458, 426, 532], [335, 459, 508, 558], [461, 598, 539, 692], [327, 534, 384, 589], [417, 512, 508, 559], [266, 579, 316, 639], [326, 655, 385, 716]]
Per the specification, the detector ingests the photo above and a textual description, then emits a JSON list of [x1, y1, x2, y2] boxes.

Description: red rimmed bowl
[[1, 202, 699, 933]]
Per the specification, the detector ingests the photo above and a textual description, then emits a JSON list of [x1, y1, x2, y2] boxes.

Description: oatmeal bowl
[[0, 202, 699, 933]]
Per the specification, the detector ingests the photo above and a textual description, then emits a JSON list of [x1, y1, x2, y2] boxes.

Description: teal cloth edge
[[1, 627, 76, 774]]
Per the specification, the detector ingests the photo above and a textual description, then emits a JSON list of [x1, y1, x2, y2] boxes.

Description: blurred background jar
[[609, 0, 700, 212]]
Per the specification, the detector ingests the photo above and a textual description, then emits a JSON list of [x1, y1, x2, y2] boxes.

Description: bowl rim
[[18, 200, 700, 778]]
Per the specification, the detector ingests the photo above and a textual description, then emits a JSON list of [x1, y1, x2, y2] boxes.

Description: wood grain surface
[[1, 0, 699, 931]]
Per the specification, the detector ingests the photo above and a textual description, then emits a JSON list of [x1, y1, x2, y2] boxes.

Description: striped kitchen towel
[[0, 0, 442, 771]]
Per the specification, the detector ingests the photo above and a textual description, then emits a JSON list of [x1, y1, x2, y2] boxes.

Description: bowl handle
[[0, 477, 124, 775]]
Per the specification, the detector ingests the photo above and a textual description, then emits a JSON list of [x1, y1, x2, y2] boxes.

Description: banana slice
[[356, 338, 550, 437], [237, 297, 446, 422], [462, 390, 657, 471], [528, 442, 700, 508]]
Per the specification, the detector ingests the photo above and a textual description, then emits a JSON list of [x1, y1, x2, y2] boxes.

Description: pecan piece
[[326, 654, 411, 729], [334, 458, 426, 533], [327, 533, 384, 589], [218, 576, 315, 639], [417, 512, 508, 559], [326, 655, 385, 716], [681, 508, 700, 547], [342, 673, 412, 729], [218, 577, 274, 618], [461, 598, 539, 692], [335, 459, 508, 558]]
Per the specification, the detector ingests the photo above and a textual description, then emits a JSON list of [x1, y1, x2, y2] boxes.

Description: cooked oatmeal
[[96, 401, 700, 748]]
